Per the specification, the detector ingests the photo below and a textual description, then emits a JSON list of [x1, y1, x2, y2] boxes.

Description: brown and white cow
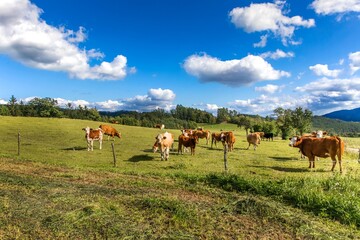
[[153, 132, 174, 161], [155, 124, 165, 130], [220, 131, 236, 151], [289, 135, 344, 172], [82, 127, 103, 151], [99, 124, 121, 141], [246, 133, 261, 150], [193, 130, 211, 145], [178, 134, 198, 155]]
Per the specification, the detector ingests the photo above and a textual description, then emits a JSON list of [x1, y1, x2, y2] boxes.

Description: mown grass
[[1, 116, 360, 239]]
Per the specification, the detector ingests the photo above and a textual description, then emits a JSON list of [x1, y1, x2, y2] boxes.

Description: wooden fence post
[[111, 143, 117, 167], [224, 142, 228, 172], [18, 132, 20, 156]]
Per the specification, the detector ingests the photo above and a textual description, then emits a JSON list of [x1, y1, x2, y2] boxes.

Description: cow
[[289, 136, 344, 172], [263, 132, 274, 141], [82, 127, 103, 151], [211, 132, 223, 148], [178, 134, 198, 155], [153, 132, 174, 161], [193, 130, 211, 145], [254, 132, 265, 140], [155, 124, 165, 130], [99, 124, 121, 141], [246, 133, 261, 150], [220, 131, 236, 151]]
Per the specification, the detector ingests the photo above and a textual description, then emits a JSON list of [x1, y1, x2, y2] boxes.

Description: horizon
[[1, 0, 360, 117]]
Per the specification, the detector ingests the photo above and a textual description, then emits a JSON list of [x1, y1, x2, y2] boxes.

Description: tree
[[28, 97, 62, 118], [291, 107, 313, 135], [273, 107, 293, 139], [216, 108, 230, 123], [8, 95, 20, 116], [235, 115, 252, 135]]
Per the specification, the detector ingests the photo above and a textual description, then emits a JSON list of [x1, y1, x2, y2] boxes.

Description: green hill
[[0, 116, 359, 239]]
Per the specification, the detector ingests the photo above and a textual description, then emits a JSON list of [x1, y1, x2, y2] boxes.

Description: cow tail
[[336, 136, 344, 157]]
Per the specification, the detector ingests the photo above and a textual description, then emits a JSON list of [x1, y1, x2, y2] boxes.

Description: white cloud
[[255, 84, 284, 94], [229, 2, 315, 45], [95, 100, 123, 111], [0, 98, 7, 104], [0, 0, 134, 80], [294, 77, 360, 114], [311, 0, 360, 15], [260, 49, 294, 59], [183, 53, 290, 87], [254, 35, 268, 48], [309, 64, 342, 77], [349, 51, 360, 74]]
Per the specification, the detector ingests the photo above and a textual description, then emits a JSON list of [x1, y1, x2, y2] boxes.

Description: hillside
[[0, 117, 360, 239], [312, 116, 360, 136], [322, 107, 360, 122]]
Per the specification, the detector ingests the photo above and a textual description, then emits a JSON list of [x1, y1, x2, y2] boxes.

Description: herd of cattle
[[82, 125, 345, 173]]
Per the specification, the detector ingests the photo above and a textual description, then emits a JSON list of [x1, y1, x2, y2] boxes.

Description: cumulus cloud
[[255, 84, 284, 94], [349, 51, 360, 74], [260, 49, 294, 59], [229, 2, 315, 45], [311, 0, 360, 15], [294, 77, 360, 114], [0, 98, 7, 104], [0, 0, 134, 80], [183, 53, 290, 87], [309, 64, 342, 78]]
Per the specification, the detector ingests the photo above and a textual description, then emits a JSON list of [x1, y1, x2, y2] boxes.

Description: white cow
[[153, 132, 174, 161]]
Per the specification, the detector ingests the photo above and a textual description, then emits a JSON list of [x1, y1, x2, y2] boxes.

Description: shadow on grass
[[128, 154, 154, 162], [269, 166, 309, 172], [62, 146, 87, 151], [269, 156, 298, 161]]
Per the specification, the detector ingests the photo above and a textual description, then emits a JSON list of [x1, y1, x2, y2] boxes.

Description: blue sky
[[1, 0, 360, 116]]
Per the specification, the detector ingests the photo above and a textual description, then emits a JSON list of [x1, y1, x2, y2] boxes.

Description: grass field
[[1, 116, 360, 239]]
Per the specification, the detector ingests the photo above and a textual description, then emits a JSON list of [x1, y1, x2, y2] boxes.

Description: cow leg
[[246, 143, 250, 150], [87, 140, 91, 151], [165, 148, 170, 160], [308, 156, 315, 168], [91, 140, 94, 151], [99, 140, 102, 150]]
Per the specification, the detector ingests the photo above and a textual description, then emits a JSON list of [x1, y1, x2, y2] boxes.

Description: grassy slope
[[0, 116, 360, 239]]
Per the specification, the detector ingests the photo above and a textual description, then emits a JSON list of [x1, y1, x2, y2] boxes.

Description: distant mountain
[[322, 107, 360, 122]]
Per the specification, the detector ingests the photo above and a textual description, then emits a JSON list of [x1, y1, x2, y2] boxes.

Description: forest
[[1, 95, 360, 138]]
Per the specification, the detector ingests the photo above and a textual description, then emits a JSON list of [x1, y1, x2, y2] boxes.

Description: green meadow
[[1, 116, 360, 239]]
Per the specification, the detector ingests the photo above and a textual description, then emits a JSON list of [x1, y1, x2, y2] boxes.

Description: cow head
[[289, 136, 302, 147], [115, 132, 122, 138]]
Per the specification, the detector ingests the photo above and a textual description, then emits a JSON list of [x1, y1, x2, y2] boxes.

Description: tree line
[[1, 95, 359, 137]]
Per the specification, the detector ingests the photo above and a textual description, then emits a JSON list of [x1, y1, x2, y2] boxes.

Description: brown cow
[[211, 132, 223, 148], [99, 124, 121, 141], [220, 131, 236, 151], [153, 132, 174, 160], [289, 136, 344, 172], [178, 134, 198, 155], [82, 126, 103, 151], [254, 132, 265, 140], [193, 130, 211, 145], [246, 133, 261, 150]]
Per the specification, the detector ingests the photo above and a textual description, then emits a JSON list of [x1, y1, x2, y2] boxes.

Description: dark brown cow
[[178, 134, 198, 155], [289, 136, 344, 172]]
